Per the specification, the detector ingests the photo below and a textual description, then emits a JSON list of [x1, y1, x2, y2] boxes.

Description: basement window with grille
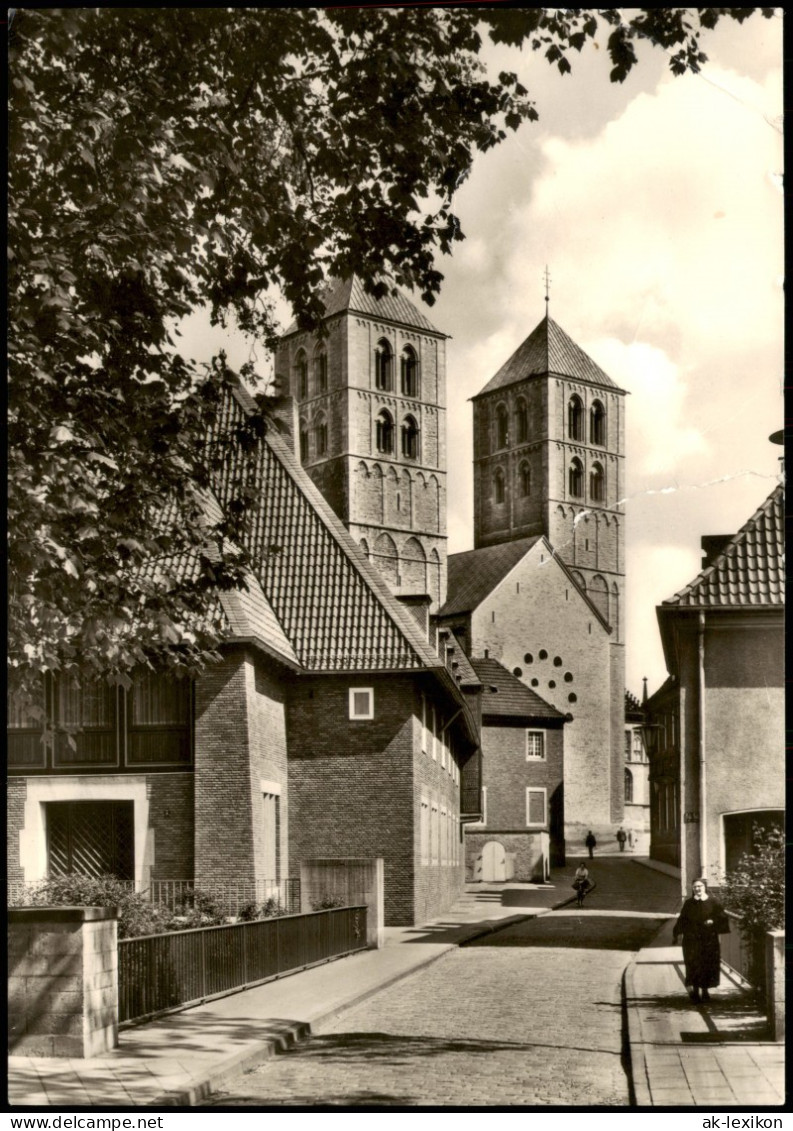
[[349, 688, 374, 720]]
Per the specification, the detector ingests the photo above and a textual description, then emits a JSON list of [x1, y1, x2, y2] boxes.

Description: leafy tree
[[8, 7, 776, 695]]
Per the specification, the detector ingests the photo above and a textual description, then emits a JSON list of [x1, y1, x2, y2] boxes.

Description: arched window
[[315, 349, 328, 394], [314, 414, 328, 457], [376, 409, 394, 454], [375, 339, 392, 391], [625, 768, 634, 804], [400, 346, 419, 397], [494, 468, 506, 504], [519, 461, 531, 497], [515, 399, 528, 444], [401, 415, 419, 459], [568, 395, 583, 441], [496, 403, 509, 449], [590, 400, 605, 446], [568, 457, 583, 497], [295, 351, 308, 400], [590, 462, 604, 502], [299, 419, 309, 463]]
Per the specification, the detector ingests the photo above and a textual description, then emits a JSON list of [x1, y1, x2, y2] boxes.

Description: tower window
[[625, 768, 634, 804], [496, 403, 509, 449], [375, 339, 393, 391], [299, 421, 309, 463], [515, 399, 528, 444], [519, 461, 531, 497], [569, 457, 583, 498], [376, 409, 394, 454], [590, 400, 606, 445], [494, 468, 506, 504], [568, 395, 583, 441], [295, 351, 308, 400], [590, 462, 604, 502], [401, 415, 419, 459], [401, 346, 419, 397], [314, 415, 328, 457], [315, 349, 328, 394]]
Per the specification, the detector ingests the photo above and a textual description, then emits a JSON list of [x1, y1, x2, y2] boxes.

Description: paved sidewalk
[[7, 883, 552, 1108], [625, 917, 785, 1107]]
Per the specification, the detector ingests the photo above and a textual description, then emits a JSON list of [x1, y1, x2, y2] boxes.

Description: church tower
[[275, 276, 448, 609], [472, 312, 627, 641]]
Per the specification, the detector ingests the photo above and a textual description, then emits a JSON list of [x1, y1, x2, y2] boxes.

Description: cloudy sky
[[182, 10, 784, 694]]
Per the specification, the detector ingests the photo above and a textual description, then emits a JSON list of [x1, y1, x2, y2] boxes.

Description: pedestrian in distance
[[672, 878, 730, 1004], [572, 862, 594, 907], [616, 827, 627, 852], [585, 830, 596, 859]]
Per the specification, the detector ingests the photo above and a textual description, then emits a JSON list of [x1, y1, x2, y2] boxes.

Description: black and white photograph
[[7, 6, 784, 1114]]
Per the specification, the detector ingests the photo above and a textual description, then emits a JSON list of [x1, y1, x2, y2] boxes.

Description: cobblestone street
[[207, 860, 680, 1107]]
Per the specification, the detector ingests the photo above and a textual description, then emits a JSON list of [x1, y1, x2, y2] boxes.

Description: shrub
[[720, 825, 784, 990], [14, 873, 168, 939], [720, 825, 784, 935], [236, 896, 288, 921], [310, 893, 347, 911]]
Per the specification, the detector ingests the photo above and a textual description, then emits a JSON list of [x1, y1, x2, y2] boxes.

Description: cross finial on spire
[[543, 265, 551, 313]]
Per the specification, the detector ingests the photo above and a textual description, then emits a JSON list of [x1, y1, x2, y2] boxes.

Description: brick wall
[[7, 778, 27, 886], [247, 657, 290, 881], [148, 773, 194, 881]]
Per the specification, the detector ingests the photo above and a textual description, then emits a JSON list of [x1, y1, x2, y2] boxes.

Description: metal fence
[[7, 878, 300, 920], [118, 904, 367, 1024], [719, 909, 755, 990], [147, 878, 300, 918]]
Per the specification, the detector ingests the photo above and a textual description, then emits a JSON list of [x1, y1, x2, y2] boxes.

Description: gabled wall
[[469, 540, 620, 845]]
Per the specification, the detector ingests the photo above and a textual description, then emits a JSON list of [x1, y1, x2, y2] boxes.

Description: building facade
[[442, 312, 628, 853], [274, 276, 448, 610], [7, 378, 480, 927], [650, 484, 784, 893], [464, 657, 565, 881], [624, 690, 650, 850]]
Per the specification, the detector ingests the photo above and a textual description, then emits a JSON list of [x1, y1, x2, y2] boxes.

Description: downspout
[[698, 610, 707, 881]]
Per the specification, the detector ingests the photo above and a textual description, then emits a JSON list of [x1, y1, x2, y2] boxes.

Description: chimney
[[701, 534, 733, 570]]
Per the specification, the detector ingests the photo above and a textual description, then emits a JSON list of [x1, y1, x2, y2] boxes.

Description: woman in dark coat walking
[[673, 878, 730, 1003]]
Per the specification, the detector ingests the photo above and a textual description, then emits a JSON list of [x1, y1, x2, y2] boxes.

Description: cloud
[[587, 338, 710, 475]]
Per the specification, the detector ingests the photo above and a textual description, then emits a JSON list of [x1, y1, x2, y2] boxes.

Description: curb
[[622, 916, 681, 1110], [167, 910, 561, 1105], [162, 942, 463, 1106]]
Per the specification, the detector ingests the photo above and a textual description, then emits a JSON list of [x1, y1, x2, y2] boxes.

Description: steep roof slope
[[473, 314, 624, 398], [661, 484, 783, 609], [283, 274, 444, 338], [439, 537, 541, 617], [471, 657, 565, 721], [208, 385, 448, 672]]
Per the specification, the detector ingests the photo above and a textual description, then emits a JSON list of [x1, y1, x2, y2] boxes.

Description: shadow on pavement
[[465, 914, 667, 952]]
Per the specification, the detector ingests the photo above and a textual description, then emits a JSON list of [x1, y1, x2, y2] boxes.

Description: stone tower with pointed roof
[[472, 313, 628, 642], [275, 276, 448, 610]]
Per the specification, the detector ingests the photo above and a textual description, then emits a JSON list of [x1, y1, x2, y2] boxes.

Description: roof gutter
[[697, 609, 708, 884]]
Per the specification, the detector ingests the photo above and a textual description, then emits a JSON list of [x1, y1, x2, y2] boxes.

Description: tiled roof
[[441, 631, 481, 688], [439, 537, 541, 617], [662, 484, 784, 609], [471, 657, 565, 721], [208, 387, 445, 672], [218, 576, 299, 668], [473, 314, 624, 398], [283, 275, 444, 338]]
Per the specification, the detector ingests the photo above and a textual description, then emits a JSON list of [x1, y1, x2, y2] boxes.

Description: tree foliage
[[8, 7, 776, 693], [720, 825, 784, 936]]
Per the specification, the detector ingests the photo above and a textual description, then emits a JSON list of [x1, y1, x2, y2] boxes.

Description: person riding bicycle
[[572, 863, 593, 907]]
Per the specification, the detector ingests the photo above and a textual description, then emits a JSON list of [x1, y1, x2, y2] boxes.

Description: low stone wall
[[766, 929, 785, 1042], [8, 906, 118, 1058]]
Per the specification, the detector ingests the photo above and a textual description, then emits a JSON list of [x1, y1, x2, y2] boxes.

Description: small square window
[[349, 688, 374, 720], [526, 730, 545, 760]]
